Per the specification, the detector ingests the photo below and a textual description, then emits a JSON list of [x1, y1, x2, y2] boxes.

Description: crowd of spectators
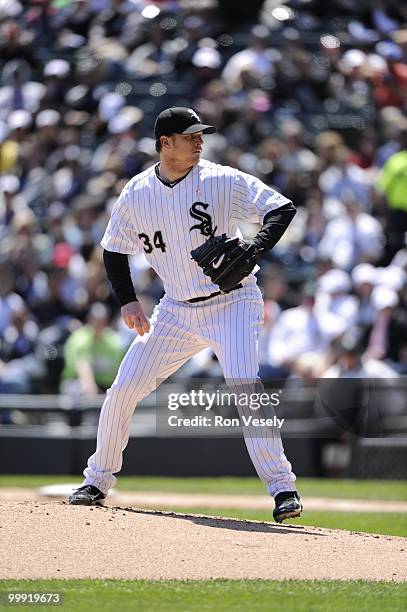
[[0, 0, 406, 399]]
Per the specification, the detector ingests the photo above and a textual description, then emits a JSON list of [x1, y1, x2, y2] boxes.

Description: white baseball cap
[[0, 0, 22, 18], [8, 109, 32, 130], [43, 59, 70, 78], [377, 266, 406, 291], [351, 263, 377, 286], [338, 49, 366, 73], [138, 137, 156, 156], [21, 82, 47, 113], [371, 286, 399, 310], [108, 106, 143, 134], [318, 269, 351, 294], [192, 47, 221, 69], [366, 53, 387, 74], [98, 92, 125, 122], [0, 175, 20, 193], [36, 109, 60, 128]]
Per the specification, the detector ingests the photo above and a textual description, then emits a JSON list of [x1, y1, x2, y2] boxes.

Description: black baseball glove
[[190, 233, 258, 293]]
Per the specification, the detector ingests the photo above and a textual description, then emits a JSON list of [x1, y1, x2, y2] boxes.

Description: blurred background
[[0, 0, 406, 480]]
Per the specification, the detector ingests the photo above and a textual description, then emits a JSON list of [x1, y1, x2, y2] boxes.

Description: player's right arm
[[101, 180, 150, 335], [103, 250, 150, 336]]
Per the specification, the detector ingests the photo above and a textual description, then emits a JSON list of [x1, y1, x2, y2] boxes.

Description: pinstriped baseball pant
[[83, 284, 296, 496]]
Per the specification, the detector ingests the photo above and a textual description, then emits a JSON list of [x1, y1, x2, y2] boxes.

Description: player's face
[[169, 132, 203, 164]]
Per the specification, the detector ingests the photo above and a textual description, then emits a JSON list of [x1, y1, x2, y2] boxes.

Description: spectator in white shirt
[[222, 25, 279, 91], [318, 145, 372, 208], [352, 263, 377, 328], [314, 269, 358, 343], [267, 283, 326, 377], [318, 193, 384, 270]]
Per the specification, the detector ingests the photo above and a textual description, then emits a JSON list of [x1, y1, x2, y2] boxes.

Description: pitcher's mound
[[1, 502, 405, 581]]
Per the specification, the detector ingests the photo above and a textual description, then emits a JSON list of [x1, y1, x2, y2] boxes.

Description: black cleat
[[273, 491, 302, 523], [68, 485, 106, 506]]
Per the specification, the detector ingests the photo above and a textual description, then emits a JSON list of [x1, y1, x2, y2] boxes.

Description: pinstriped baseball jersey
[[101, 159, 292, 301]]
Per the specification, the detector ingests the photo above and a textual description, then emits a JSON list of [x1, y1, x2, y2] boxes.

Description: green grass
[[150, 506, 407, 537], [0, 580, 406, 611], [1, 475, 406, 501]]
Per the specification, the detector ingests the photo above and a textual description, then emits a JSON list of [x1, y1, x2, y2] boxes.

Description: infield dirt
[[1, 501, 406, 581]]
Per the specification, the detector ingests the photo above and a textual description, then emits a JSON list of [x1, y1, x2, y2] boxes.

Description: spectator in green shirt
[[61, 303, 125, 396], [376, 130, 407, 264]]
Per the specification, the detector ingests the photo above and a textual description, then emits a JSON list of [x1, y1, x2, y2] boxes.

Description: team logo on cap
[[187, 109, 200, 122]]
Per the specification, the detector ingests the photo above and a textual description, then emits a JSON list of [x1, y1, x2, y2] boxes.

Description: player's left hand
[[121, 301, 151, 336], [191, 234, 258, 293]]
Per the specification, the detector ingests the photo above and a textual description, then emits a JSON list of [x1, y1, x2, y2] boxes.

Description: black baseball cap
[[154, 107, 216, 139]]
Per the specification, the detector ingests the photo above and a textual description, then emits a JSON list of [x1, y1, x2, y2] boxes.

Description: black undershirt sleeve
[[251, 202, 296, 257], [103, 249, 138, 307]]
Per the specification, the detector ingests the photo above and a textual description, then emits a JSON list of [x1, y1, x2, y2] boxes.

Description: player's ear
[[161, 136, 172, 150]]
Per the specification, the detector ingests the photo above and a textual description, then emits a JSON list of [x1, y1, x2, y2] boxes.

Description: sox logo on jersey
[[83, 159, 297, 497], [189, 202, 214, 237]]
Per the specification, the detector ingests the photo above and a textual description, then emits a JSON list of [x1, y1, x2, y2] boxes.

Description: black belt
[[187, 284, 242, 303]]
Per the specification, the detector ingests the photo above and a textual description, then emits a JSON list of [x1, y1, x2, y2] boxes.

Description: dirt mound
[[1, 502, 405, 581]]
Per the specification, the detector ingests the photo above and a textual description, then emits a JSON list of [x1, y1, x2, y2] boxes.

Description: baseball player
[[69, 107, 302, 523]]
